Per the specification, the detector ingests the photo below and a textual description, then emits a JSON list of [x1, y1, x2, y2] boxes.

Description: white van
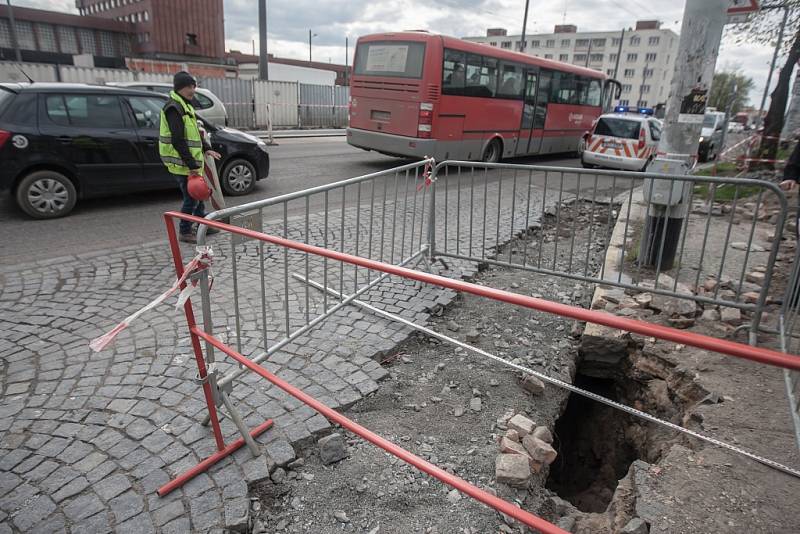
[[108, 82, 228, 126]]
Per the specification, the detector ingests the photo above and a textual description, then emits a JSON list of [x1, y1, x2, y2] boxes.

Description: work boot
[[179, 232, 197, 244]]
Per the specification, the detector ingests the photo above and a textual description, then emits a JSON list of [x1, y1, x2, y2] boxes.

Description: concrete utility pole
[[345, 36, 349, 86], [6, 0, 22, 63], [520, 0, 531, 53], [258, 0, 268, 80], [640, 0, 728, 270], [612, 28, 625, 80]]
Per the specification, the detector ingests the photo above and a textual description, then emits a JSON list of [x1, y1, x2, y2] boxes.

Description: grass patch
[[692, 183, 762, 201], [693, 162, 739, 176]]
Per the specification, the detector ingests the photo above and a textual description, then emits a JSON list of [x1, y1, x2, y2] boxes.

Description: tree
[[730, 1, 800, 169], [708, 71, 754, 114]]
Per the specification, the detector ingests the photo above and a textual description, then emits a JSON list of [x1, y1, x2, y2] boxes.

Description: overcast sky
[[14, 0, 786, 106]]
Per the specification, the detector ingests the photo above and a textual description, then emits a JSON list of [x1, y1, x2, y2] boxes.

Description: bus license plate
[[371, 110, 391, 122], [603, 141, 622, 149]]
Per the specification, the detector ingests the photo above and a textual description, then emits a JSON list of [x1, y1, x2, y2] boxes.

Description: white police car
[[581, 106, 662, 172]]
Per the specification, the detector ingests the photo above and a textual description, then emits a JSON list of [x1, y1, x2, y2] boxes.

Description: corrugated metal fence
[[298, 84, 349, 128], [0, 61, 349, 130]]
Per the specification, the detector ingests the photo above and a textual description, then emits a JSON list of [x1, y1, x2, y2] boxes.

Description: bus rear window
[[594, 118, 641, 139], [354, 41, 426, 78]]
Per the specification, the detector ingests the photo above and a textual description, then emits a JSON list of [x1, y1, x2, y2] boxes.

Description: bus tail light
[[418, 103, 434, 138], [638, 128, 646, 150]]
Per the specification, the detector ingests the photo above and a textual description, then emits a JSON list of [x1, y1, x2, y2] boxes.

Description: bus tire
[[482, 139, 502, 163]]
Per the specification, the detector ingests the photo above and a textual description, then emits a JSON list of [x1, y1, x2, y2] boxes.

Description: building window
[[627, 53, 638, 62], [606, 68, 614, 76], [648, 36, 660, 46], [78, 28, 96, 55], [619, 99, 629, 106], [559, 54, 569, 61], [573, 54, 587, 63], [489, 41, 497, 47], [610, 53, 617, 62], [575, 39, 590, 48], [590, 53, 603, 62], [186, 33, 198, 46], [0, 20, 12, 48], [630, 36, 641, 46], [623, 68, 635, 78], [545, 39, 555, 48], [99, 31, 115, 56], [612, 37, 621, 46], [544, 54, 553, 59], [643, 67, 654, 78], [640, 85, 651, 94], [645, 52, 657, 62], [592, 38, 606, 47], [622, 84, 632, 93], [35, 23, 58, 52], [119, 35, 131, 55], [501, 41, 511, 49], [530, 40, 539, 48], [14, 21, 35, 50], [637, 100, 648, 107], [561, 39, 571, 47]]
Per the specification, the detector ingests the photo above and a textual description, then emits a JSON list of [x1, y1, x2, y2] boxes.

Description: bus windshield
[[353, 41, 426, 78]]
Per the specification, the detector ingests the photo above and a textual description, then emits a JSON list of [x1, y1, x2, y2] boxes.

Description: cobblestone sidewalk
[[0, 174, 577, 533]]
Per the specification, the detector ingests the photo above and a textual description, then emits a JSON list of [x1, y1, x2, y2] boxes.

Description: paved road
[[0, 138, 580, 267]]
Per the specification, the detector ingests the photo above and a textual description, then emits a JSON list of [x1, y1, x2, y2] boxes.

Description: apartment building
[[465, 20, 679, 109]]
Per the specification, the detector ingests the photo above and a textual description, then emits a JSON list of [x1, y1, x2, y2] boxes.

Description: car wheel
[[482, 139, 502, 163], [221, 158, 256, 196], [15, 170, 77, 219]]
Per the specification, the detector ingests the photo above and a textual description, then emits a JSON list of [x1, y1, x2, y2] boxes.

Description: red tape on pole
[[193, 327, 568, 534], [168, 212, 800, 371]]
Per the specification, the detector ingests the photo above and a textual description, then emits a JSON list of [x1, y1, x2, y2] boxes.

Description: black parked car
[[0, 83, 270, 219]]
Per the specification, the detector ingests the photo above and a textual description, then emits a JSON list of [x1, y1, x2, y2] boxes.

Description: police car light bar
[[614, 105, 654, 116]]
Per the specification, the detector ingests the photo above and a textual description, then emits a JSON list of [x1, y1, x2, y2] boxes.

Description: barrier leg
[[158, 419, 273, 497], [220, 390, 261, 457]]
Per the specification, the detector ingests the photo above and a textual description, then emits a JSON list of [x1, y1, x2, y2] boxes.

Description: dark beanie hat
[[173, 71, 197, 91]]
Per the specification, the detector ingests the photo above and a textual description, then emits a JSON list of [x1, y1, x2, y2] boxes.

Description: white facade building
[[464, 20, 679, 110]]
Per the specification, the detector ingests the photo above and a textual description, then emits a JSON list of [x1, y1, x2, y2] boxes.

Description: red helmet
[[187, 172, 211, 201]]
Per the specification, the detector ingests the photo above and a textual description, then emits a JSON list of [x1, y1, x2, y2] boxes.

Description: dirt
[[247, 195, 800, 534], [247, 201, 604, 533]]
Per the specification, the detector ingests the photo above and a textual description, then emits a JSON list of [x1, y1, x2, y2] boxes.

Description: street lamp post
[[308, 30, 317, 63], [520, 0, 530, 53], [6, 0, 22, 63]]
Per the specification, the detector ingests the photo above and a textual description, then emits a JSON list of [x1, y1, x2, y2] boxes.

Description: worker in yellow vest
[[159, 71, 221, 243]]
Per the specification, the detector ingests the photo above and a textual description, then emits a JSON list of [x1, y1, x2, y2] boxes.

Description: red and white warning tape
[[89, 247, 214, 352]]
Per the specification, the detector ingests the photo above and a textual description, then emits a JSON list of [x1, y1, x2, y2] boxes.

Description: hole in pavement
[[545, 371, 644, 513]]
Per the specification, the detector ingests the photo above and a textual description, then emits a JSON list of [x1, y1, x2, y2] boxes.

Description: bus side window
[[498, 62, 523, 99], [481, 57, 498, 98], [443, 49, 466, 96], [465, 54, 485, 97], [586, 79, 602, 107]]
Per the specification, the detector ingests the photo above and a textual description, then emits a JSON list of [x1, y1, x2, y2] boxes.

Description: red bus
[[347, 32, 620, 162]]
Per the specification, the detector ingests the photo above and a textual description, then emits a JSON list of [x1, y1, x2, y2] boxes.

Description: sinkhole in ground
[[545, 370, 646, 513]]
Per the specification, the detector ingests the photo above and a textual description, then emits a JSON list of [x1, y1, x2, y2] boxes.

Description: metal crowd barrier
[[427, 161, 788, 342], [163, 209, 800, 529], [781, 215, 800, 452]]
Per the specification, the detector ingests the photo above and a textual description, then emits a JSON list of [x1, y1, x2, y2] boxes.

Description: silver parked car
[[108, 82, 228, 126]]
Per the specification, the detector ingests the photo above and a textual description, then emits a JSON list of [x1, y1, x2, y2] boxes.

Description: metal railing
[[160, 207, 800, 505], [196, 160, 434, 399], [427, 161, 788, 341], [781, 213, 800, 452]]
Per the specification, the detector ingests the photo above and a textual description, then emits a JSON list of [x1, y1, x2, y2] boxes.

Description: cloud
[[11, 0, 788, 105]]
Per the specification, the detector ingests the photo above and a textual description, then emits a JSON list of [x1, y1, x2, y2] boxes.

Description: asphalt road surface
[[0, 137, 582, 267]]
